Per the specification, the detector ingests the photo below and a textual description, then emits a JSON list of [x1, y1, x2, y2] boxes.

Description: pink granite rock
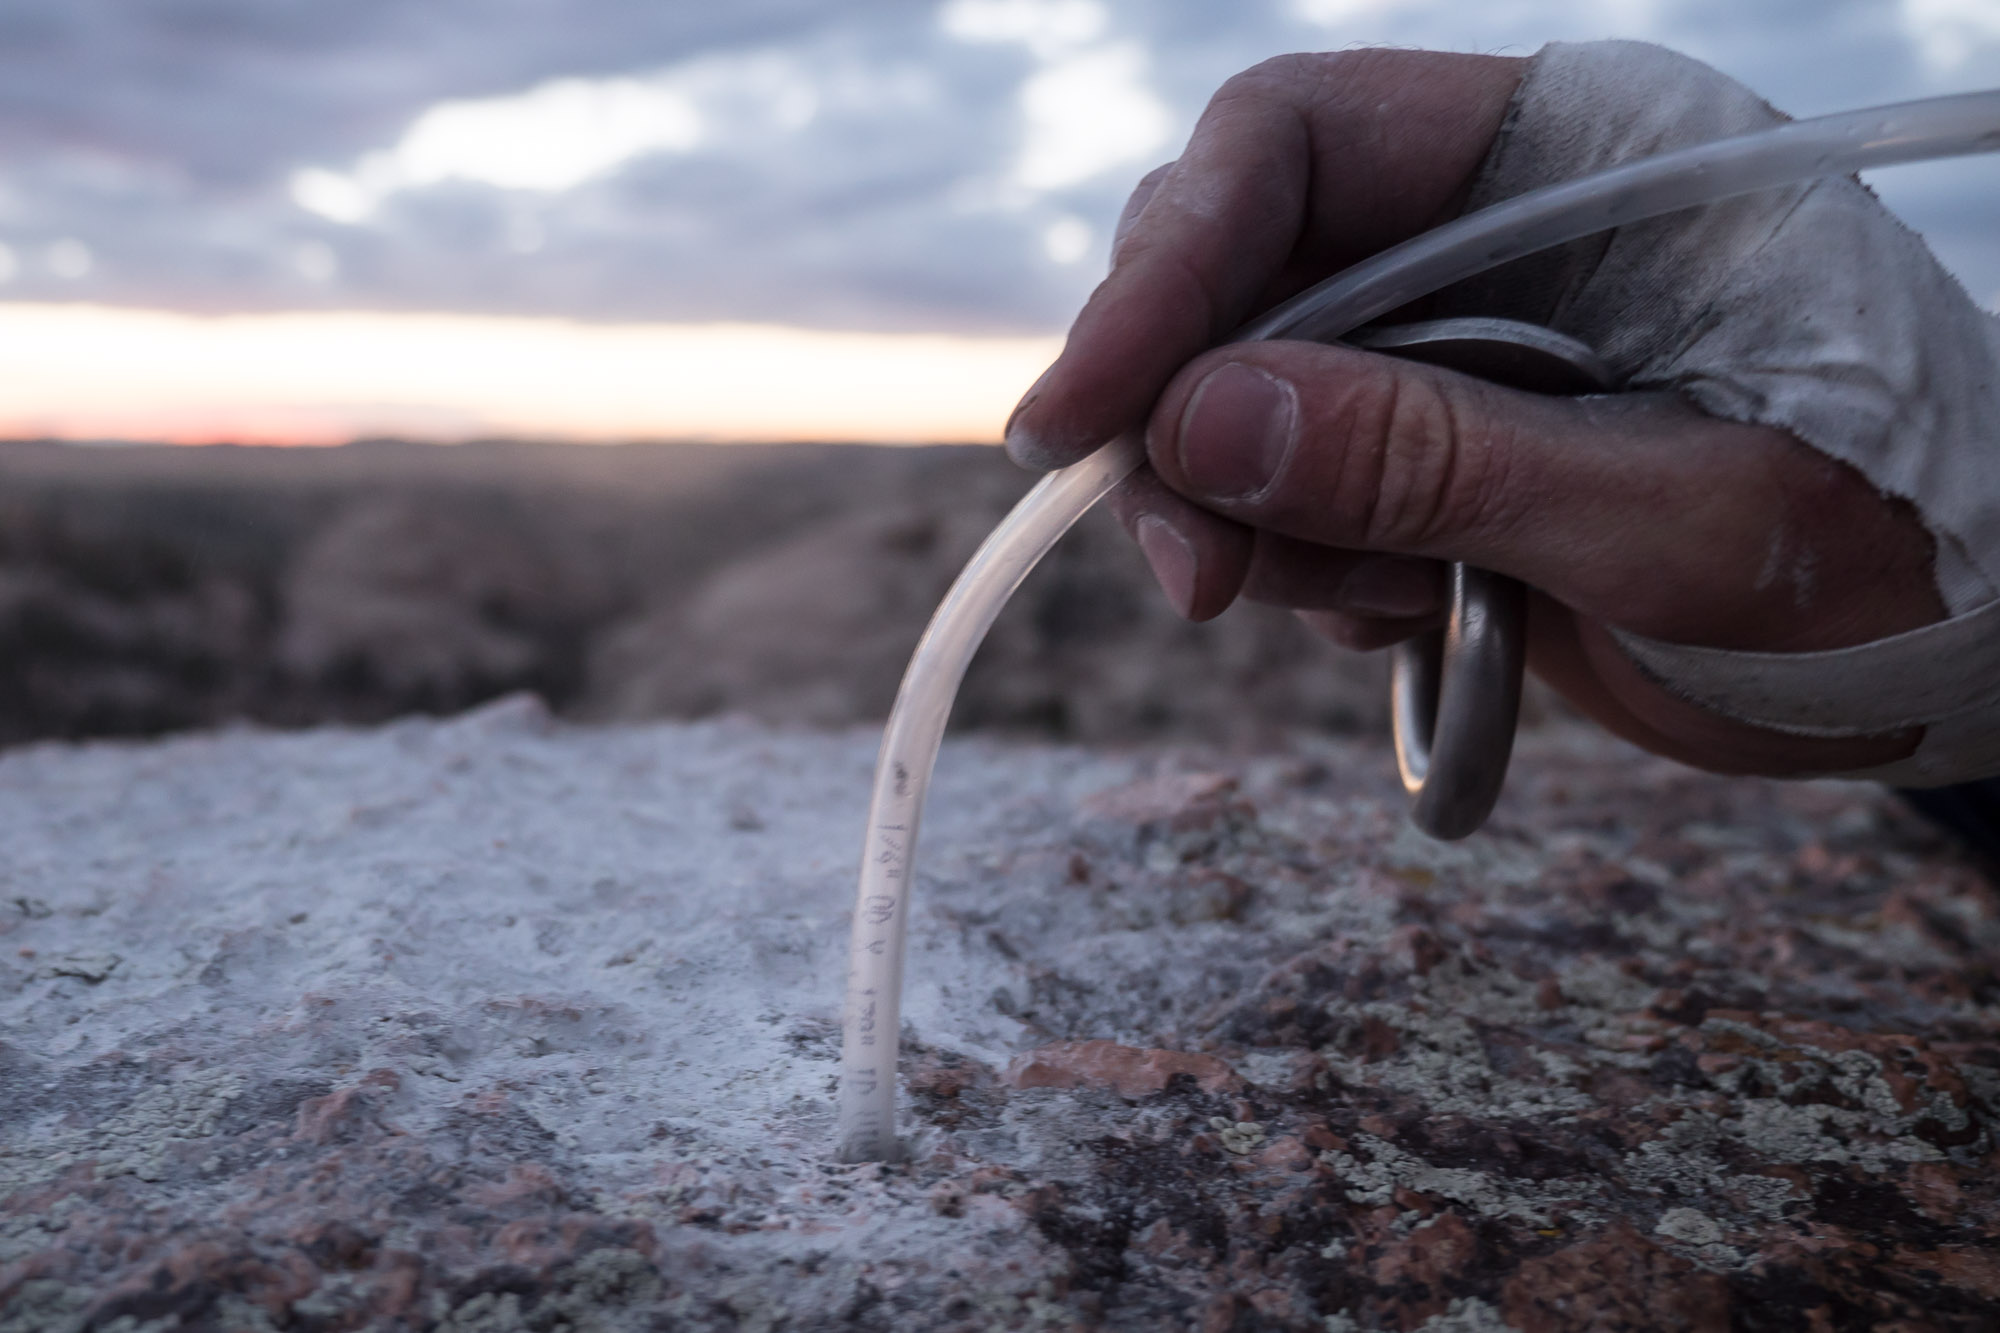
[[1, 707, 1996, 1329], [1004, 1041, 1242, 1099]]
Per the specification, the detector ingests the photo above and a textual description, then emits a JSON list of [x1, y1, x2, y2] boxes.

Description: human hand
[[1002, 49, 1947, 777]]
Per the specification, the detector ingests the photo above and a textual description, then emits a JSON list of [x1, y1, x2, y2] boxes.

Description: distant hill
[[0, 437, 1414, 748]]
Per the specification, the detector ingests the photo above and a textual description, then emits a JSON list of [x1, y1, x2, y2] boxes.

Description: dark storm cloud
[[0, 0, 1993, 329]]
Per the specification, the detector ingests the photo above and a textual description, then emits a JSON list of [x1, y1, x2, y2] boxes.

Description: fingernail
[[1003, 365, 1056, 466], [1177, 362, 1297, 500], [1338, 557, 1440, 618], [1134, 514, 1198, 619]]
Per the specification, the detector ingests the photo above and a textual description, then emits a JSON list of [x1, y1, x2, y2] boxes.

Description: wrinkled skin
[[1004, 49, 1946, 777]]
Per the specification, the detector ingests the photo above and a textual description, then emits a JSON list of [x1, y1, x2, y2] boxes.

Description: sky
[[0, 0, 1996, 445]]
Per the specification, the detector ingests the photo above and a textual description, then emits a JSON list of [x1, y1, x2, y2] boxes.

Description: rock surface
[[1, 700, 1997, 1330]]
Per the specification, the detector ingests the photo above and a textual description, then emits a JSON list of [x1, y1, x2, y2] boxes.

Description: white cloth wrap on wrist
[[1439, 40, 2000, 786]]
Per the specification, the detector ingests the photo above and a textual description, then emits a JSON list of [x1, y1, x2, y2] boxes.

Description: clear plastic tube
[[834, 88, 2000, 1162], [834, 434, 1141, 1162]]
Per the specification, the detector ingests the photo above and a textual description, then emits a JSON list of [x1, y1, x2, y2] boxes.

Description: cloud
[[940, 0, 1110, 55], [1014, 44, 1172, 190], [0, 0, 1990, 333], [293, 70, 713, 222], [1903, 0, 2000, 71]]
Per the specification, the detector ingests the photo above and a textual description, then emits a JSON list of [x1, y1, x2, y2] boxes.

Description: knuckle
[[1281, 49, 1414, 123], [1207, 54, 1344, 125], [1373, 373, 1459, 547], [1111, 172, 1169, 261], [1313, 46, 1411, 91], [1335, 366, 1507, 552], [1216, 54, 1317, 102], [1114, 238, 1225, 342]]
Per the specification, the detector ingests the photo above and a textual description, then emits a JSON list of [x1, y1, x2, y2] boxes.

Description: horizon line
[[0, 302, 1063, 446]]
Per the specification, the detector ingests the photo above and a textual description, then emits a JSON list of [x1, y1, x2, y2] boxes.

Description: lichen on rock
[[1, 705, 1997, 1329]]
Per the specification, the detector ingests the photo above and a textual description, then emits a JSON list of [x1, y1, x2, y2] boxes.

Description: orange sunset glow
[[0, 304, 1062, 446]]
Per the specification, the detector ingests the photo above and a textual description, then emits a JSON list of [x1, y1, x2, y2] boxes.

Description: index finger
[[1004, 49, 1525, 470]]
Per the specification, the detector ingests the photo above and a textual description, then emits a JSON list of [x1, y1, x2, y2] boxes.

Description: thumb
[[1145, 341, 1942, 654]]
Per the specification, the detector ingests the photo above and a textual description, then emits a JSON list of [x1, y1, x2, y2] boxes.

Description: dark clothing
[[1901, 778, 2000, 865]]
